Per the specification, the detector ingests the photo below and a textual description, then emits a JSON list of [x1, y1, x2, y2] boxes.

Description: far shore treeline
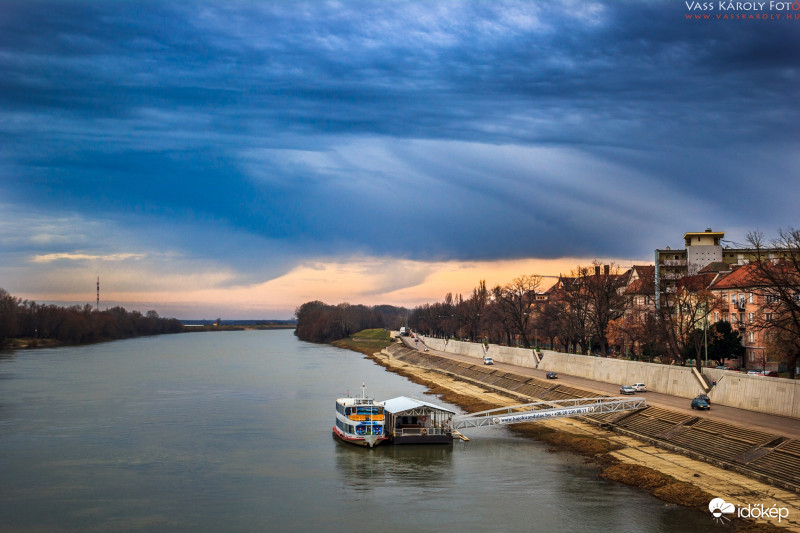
[[294, 301, 406, 343], [0, 288, 183, 347]]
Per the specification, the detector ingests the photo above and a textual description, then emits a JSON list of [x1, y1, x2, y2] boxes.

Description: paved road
[[401, 336, 800, 439]]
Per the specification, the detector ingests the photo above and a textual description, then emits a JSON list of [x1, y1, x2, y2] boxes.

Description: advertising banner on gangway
[[492, 405, 597, 425]]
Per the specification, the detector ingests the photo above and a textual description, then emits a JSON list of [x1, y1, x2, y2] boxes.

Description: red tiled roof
[[709, 263, 761, 289], [633, 265, 655, 278], [625, 277, 655, 295], [676, 273, 716, 292], [699, 262, 732, 274]]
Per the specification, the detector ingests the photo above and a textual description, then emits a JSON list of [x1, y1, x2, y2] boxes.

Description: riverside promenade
[[409, 336, 800, 435], [376, 342, 800, 531], [395, 336, 800, 494]]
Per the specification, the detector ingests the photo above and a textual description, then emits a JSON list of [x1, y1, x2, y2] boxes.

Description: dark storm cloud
[[1, 0, 798, 277]]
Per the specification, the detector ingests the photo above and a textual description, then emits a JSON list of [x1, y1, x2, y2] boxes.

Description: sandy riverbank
[[359, 345, 800, 532]]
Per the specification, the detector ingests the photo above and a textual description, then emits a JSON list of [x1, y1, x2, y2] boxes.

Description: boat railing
[[395, 427, 451, 437], [348, 414, 385, 421]]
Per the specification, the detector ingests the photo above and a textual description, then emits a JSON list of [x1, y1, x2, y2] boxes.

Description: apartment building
[[707, 264, 773, 370]]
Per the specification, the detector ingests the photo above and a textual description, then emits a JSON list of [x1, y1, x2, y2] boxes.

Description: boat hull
[[332, 425, 388, 448], [390, 433, 453, 445]]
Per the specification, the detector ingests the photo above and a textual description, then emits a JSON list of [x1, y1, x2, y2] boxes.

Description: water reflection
[[334, 438, 454, 491]]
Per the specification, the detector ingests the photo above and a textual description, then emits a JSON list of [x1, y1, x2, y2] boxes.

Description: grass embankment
[[332, 328, 395, 355]]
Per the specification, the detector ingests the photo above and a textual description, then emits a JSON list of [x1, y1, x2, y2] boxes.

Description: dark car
[[695, 394, 710, 404], [691, 397, 710, 410], [546, 372, 558, 379]]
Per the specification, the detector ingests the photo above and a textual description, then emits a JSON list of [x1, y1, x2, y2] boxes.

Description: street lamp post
[[703, 299, 708, 367]]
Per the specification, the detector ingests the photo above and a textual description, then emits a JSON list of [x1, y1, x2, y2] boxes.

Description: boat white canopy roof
[[382, 396, 457, 415]]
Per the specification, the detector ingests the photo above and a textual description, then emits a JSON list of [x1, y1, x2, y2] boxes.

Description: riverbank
[[0, 324, 296, 351], [347, 342, 798, 532], [1, 337, 63, 350]]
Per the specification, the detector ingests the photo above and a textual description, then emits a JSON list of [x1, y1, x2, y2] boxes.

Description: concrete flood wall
[[418, 335, 798, 418], [487, 345, 538, 367], [419, 336, 538, 368], [701, 369, 800, 418], [422, 337, 447, 352], [444, 339, 486, 359], [535, 350, 707, 399]]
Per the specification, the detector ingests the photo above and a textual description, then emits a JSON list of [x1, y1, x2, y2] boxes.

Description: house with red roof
[[708, 263, 772, 371]]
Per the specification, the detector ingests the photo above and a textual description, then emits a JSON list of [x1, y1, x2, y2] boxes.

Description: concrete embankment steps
[[383, 344, 800, 492], [691, 366, 712, 393]]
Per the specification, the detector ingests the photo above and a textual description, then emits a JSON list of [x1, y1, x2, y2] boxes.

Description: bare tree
[[552, 272, 592, 353], [532, 300, 561, 350], [657, 277, 722, 366], [491, 275, 542, 348], [582, 261, 626, 355], [745, 228, 800, 376], [0, 289, 19, 343], [462, 280, 489, 341]]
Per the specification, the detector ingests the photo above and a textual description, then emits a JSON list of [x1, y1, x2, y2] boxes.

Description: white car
[[483, 356, 494, 365], [632, 383, 647, 392]]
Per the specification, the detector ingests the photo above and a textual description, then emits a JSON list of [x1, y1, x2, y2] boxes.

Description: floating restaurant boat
[[333, 383, 388, 448], [334, 385, 458, 447], [383, 396, 456, 445]]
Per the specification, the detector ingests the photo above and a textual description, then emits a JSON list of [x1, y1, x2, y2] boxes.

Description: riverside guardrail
[[452, 397, 647, 430]]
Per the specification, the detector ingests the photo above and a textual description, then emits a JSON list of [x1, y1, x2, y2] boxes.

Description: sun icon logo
[[709, 498, 735, 524]]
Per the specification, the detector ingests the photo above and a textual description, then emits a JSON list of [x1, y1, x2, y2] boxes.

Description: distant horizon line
[[180, 319, 297, 324]]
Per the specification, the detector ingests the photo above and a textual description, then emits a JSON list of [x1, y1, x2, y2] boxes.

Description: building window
[[748, 331, 754, 343], [748, 312, 753, 323], [714, 312, 719, 322], [765, 312, 773, 322], [722, 313, 728, 322], [722, 294, 728, 302], [750, 351, 755, 362], [748, 292, 754, 303]]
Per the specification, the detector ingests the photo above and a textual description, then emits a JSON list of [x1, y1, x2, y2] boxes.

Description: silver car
[[620, 385, 635, 395]]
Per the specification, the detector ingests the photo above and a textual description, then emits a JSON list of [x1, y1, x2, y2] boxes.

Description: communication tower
[[96, 276, 100, 311]]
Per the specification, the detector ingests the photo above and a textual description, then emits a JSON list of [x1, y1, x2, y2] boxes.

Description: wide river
[[0, 329, 713, 532]]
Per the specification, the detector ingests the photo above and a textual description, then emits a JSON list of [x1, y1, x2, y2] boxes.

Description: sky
[[1, 0, 799, 319]]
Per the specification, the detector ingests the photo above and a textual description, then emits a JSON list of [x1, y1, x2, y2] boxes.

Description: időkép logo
[[709, 497, 789, 524]]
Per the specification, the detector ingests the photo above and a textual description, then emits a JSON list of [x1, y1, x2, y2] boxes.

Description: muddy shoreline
[[335, 340, 794, 532]]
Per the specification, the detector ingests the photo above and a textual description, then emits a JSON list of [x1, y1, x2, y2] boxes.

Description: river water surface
[[0, 329, 713, 531]]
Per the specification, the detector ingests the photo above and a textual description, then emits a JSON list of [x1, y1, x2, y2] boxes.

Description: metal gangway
[[452, 397, 646, 430]]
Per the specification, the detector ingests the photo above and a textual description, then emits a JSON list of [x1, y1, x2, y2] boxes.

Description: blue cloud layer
[[2, 0, 799, 285]]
